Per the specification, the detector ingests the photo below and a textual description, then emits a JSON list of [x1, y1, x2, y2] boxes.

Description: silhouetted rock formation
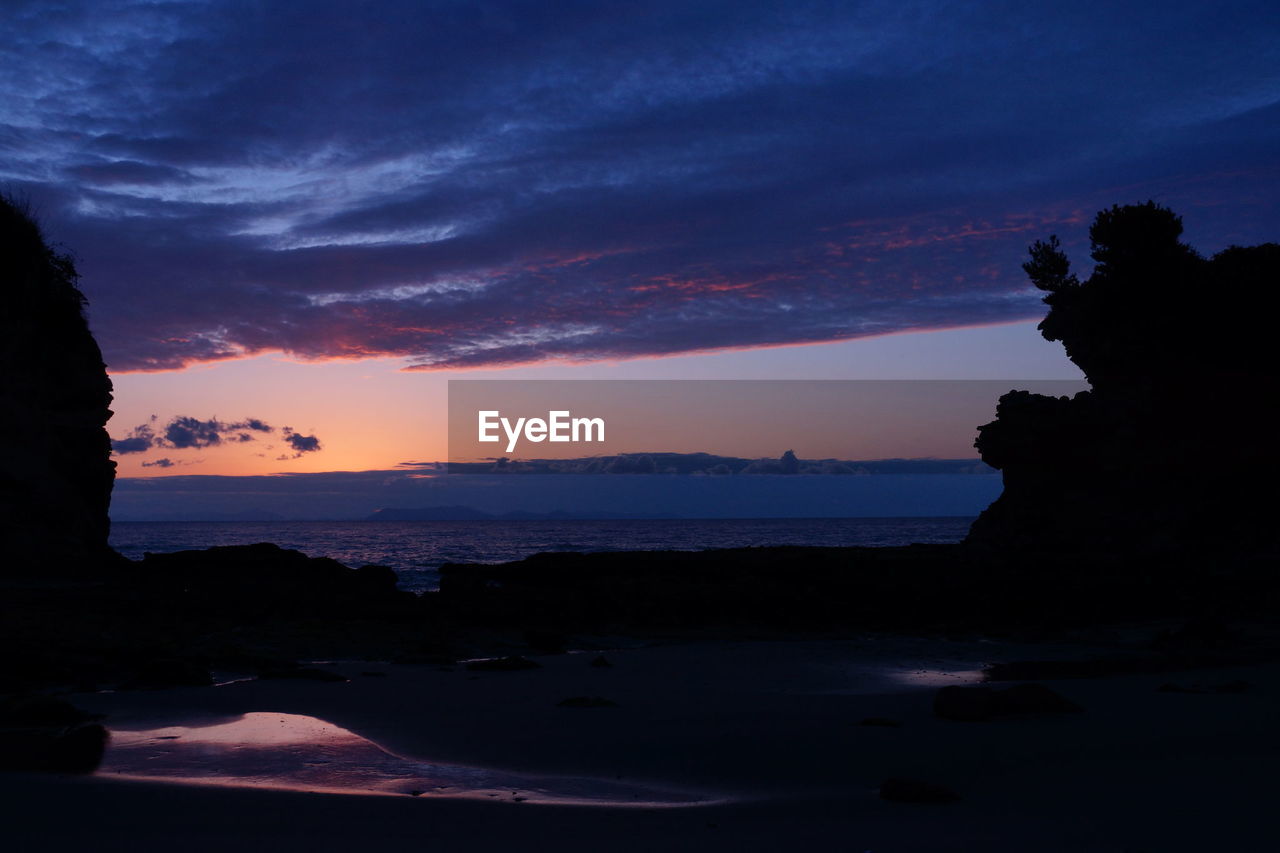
[[435, 544, 1153, 632], [0, 543, 434, 693], [0, 721, 108, 773], [968, 202, 1280, 557], [133, 543, 412, 616], [1, 195, 116, 571], [0, 694, 107, 773]]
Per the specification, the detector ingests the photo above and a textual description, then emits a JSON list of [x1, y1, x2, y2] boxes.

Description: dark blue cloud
[[3, 1, 1278, 371], [110, 434, 153, 454], [280, 428, 322, 458], [163, 416, 228, 449], [110, 414, 301, 456]]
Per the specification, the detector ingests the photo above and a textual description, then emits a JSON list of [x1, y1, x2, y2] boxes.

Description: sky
[[444, 379, 1086, 462], [3, 0, 1278, 482]]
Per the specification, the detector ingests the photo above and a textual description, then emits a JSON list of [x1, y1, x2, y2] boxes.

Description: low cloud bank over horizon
[[3, 2, 1278, 373], [437, 451, 994, 476], [110, 458, 1001, 522]]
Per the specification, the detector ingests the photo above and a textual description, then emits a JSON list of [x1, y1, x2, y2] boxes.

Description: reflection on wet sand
[[99, 712, 719, 807], [887, 667, 986, 688]]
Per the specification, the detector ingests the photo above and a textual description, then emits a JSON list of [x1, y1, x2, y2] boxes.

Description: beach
[[4, 6, 1278, 850], [6, 635, 1277, 852]]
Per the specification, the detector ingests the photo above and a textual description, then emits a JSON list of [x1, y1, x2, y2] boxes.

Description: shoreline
[[5, 634, 1278, 851], [5, 538, 1279, 851]]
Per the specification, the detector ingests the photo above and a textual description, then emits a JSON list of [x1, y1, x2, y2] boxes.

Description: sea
[[109, 516, 975, 593]]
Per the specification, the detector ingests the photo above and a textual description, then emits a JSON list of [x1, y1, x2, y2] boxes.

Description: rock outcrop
[[967, 202, 1280, 558], [0, 196, 116, 571]]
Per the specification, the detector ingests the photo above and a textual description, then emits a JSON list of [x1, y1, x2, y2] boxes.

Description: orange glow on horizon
[[108, 320, 1078, 478]]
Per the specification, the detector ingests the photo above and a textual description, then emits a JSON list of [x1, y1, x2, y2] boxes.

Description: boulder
[[0, 694, 107, 773], [0, 723, 108, 773]]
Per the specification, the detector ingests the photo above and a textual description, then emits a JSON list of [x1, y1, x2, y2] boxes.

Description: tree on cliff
[[0, 194, 117, 571], [969, 202, 1279, 555]]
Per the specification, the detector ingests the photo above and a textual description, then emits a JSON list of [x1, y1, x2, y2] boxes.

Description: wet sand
[[4, 638, 1278, 852]]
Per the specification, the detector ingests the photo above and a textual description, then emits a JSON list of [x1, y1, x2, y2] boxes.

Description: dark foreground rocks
[[7, 536, 1280, 698], [0, 543, 446, 693], [133, 544, 412, 617], [0, 694, 107, 773], [436, 543, 1280, 635], [0, 723, 107, 773]]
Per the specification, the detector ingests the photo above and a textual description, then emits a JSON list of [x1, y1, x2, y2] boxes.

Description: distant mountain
[[364, 506, 677, 521]]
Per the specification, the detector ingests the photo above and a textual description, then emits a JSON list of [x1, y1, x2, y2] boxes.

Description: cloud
[[162, 416, 229, 449], [279, 427, 322, 458], [234, 418, 272, 433], [141, 457, 174, 468], [4, 2, 1279, 372], [65, 159, 196, 187], [110, 414, 316, 460], [110, 417, 157, 454], [444, 451, 991, 476], [111, 433, 154, 454]]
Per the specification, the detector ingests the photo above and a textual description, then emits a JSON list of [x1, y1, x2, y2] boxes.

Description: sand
[[3, 637, 1277, 852]]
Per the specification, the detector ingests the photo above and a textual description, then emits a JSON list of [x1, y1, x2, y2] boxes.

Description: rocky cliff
[[1, 196, 116, 571], [968, 202, 1279, 557]]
